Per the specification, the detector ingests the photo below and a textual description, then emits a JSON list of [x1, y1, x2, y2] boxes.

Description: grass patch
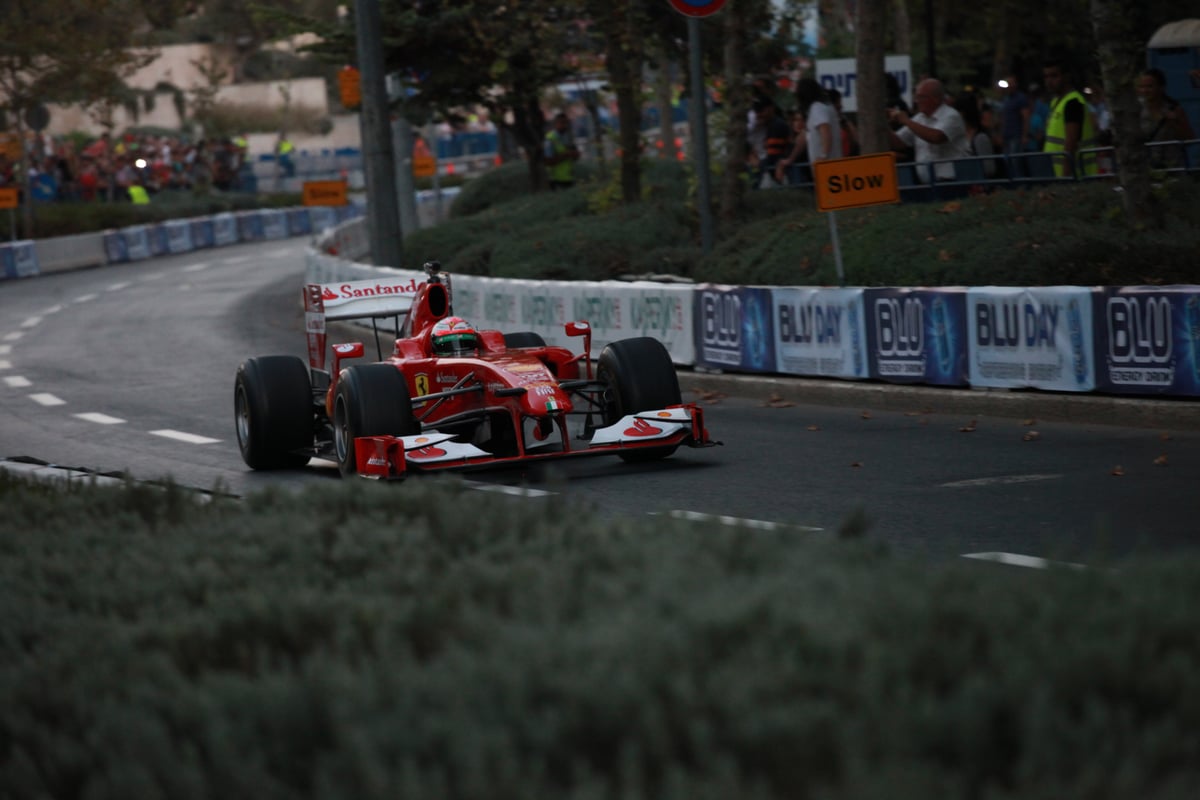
[[2, 473, 1199, 798]]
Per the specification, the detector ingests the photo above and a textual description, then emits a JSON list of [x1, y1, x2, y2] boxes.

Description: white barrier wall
[[773, 287, 869, 379]]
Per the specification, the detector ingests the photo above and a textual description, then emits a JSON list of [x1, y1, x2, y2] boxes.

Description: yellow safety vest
[[1044, 90, 1098, 177], [545, 129, 574, 184], [128, 185, 150, 204]]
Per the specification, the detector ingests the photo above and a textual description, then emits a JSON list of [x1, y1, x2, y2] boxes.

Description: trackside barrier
[[306, 220, 1200, 399], [0, 240, 38, 279], [164, 220, 194, 254], [148, 225, 170, 258], [123, 226, 152, 262], [33, 233, 107, 275], [190, 218, 215, 249], [261, 209, 289, 240], [236, 210, 266, 242], [212, 213, 238, 246]]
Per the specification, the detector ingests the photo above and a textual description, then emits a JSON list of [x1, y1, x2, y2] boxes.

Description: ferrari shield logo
[[414, 373, 430, 397]]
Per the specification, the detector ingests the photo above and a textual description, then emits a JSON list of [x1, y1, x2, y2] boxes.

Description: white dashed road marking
[[463, 481, 555, 498], [182, 262, 209, 272], [21, 316, 42, 328], [658, 509, 824, 532], [940, 473, 1062, 489], [75, 413, 126, 425], [962, 552, 1087, 571], [74, 293, 98, 303], [40, 305, 63, 315], [4, 375, 31, 387], [267, 248, 291, 259], [3, 332, 24, 342], [150, 429, 221, 444], [224, 255, 252, 265], [0, 344, 10, 355], [29, 393, 66, 406], [106, 282, 131, 292], [0, 360, 12, 370]]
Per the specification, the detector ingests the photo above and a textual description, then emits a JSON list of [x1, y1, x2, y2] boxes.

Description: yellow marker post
[[811, 152, 901, 286]]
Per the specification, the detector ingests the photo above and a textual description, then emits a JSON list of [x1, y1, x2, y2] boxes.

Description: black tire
[[334, 364, 418, 478], [504, 331, 546, 349], [596, 337, 682, 462], [234, 356, 313, 470]]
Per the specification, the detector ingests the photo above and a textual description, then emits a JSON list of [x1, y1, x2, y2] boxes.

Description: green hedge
[[2, 472, 1198, 799]]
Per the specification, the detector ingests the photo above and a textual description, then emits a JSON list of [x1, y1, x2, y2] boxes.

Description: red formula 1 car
[[234, 262, 717, 479]]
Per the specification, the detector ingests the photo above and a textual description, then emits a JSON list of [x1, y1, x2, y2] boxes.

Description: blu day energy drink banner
[[864, 288, 969, 386], [693, 285, 776, 372], [1098, 286, 1200, 397], [772, 288, 868, 379]]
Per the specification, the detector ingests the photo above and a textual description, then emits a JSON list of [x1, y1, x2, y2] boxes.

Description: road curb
[[676, 370, 1200, 432]]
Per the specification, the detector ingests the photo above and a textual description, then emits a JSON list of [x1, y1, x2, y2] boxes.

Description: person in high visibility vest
[[128, 182, 150, 204], [276, 132, 296, 178], [543, 112, 579, 190], [1041, 59, 1097, 178]]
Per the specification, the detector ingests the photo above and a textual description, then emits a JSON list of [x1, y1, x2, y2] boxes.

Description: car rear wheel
[[234, 356, 313, 470], [334, 364, 418, 478], [596, 337, 682, 463]]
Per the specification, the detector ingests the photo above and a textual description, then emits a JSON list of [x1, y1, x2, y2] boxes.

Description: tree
[[855, 0, 889, 154], [1090, 0, 1162, 229], [0, 0, 153, 235]]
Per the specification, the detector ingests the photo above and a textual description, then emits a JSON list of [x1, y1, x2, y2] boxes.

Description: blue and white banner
[[287, 208, 313, 236], [236, 210, 265, 241], [212, 213, 238, 246], [967, 286, 1097, 391], [164, 220, 194, 254], [122, 226, 152, 262], [103, 231, 129, 263], [1098, 286, 1200, 397], [773, 287, 868, 379], [262, 209, 289, 240], [309, 207, 337, 232], [693, 285, 775, 373], [148, 224, 170, 257], [189, 218, 215, 249], [864, 288, 969, 385]]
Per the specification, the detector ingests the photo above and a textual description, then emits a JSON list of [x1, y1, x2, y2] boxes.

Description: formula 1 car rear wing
[[304, 277, 422, 370]]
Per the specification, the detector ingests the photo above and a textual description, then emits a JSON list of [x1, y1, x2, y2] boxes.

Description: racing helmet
[[431, 316, 480, 357]]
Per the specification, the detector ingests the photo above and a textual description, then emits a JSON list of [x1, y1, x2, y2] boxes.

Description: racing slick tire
[[234, 355, 313, 470], [334, 364, 419, 478], [503, 331, 546, 349], [597, 337, 682, 463]]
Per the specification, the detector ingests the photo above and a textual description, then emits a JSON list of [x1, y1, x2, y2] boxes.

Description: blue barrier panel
[[212, 213, 238, 246], [1097, 285, 1200, 397], [335, 203, 364, 222], [772, 288, 869, 380], [165, 220, 194, 254], [122, 226, 152, 261], [308, 206, 337, 232], [287, 208, 312, 236], [0, 243, 16, 279], [864, 288, 969, 386], [11, 241, 39, 278], [190, 218, 215, 249], [236, 210, 265, 241], [148, 224, 170, 257], [692, 285, 776, 373], [261, 209, 288, 240], [103, 230, 129, 263]]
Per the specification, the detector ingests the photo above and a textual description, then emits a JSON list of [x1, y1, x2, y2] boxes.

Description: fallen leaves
[[938, 249, 954, 262], [1022, 431, 1040, 442], [959, 420, 978, 433], [762, 392, 794, 408], [937, 201, 962, 214], [695, 389, 725, 404], [860, 411, 872, 420], [1111, 465, 1125, 476], [850, 461, 863, 468], [1153, 454, 1169, 466], [806, 425, 820, 432]]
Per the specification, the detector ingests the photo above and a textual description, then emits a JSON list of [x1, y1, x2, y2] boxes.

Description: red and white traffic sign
[[667, 0, 727, 18]]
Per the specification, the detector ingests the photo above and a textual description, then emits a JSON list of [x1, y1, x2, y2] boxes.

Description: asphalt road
[[2, 240, 1198, 565]]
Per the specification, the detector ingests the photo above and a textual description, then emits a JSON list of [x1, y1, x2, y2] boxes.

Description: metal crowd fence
[[775, 138, 1200, 202]]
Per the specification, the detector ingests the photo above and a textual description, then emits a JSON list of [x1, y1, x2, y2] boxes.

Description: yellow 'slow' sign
[[302, 180, 348, 207], [0, 186, 18, 209], [812, 152, 900, 212]]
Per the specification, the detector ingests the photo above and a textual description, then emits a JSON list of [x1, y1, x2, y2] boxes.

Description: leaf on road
[[860, 411, 872, 419], [959, 420, 978, 432], [938, 201, 962, 214], [696, 389, 725, 403], [1159, 432, 1173, 441], [850, 461, 863, 468], [938, 249, 954, 262], [1111, 465, 1125, 476], [1022, 431, 1040, 441], [1022, 418, 1037, 426], [806, 425, 820, 431], [762, 392, 794, 408], [1153, 454, 1169, 466]]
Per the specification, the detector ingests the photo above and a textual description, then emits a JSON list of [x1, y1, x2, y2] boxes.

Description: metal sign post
[[811, 152, 901, 286]]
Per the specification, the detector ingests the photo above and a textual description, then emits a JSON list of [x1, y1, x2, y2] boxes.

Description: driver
[[430, 316, 481, 357]]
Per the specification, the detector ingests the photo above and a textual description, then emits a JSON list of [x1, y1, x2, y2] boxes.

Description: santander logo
[[624, 418, 663, 438], [409, 445, 448, 460]]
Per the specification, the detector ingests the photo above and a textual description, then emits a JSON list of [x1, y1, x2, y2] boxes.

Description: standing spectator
[[275, 131, 296, 179], [752, 99, 789, 188], [775, 78, 835, 184], [1026, 84, 1050, 153], [958, 90, 999, 179], [543, 111, 580, 190], [828, 88, 860, 157], [999, 75, 1030, 156], [888, 77, 969, 183], [1138, 67, 1195, 169], [1042, 58, 1098, 177]]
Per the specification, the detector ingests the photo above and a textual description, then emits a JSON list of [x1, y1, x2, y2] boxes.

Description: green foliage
[[3, 473, 1200, 798], [411, 166, 1200, 287]]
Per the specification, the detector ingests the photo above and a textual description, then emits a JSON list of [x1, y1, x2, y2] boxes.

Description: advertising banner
[[0, 243, 15, 279], [261, 209, 289, 240], [190, 218, 215, 249], [236, 210, 265, 242], [693, 285, 776, 373], [103, 231, 129, 263], [287, 208, 313, 236], [864, 288, 969, 385], [10, 241, 38, 278], [309, 207, 337, 232], [122, 226, 151, 262], [147, 224, 170, 257], [816, 54, 912, 114], [212, 213, 238, 247], [164, 220, 194, 254], [966, 286, 1097, 391], [1097, 286, 1200, 397], [773, 287, 868, 379]]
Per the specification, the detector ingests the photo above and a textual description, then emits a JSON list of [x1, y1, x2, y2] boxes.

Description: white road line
[[962, 552, 1087, 571], [940, 473, 1062, 489], [20, 316, 42, 328], [182, 262, 210, 272], [29, 393, 66, 406], [3, 332, 24, 342], [0, 344, 10, 355], [143, 272, 166, 281], [39, 304, 64, 315], [4, 375, 31, 387], [224, 255, 252, 265], [107, 281, 131, 292], [267, 248, 291, 258], [150, 429, 221, 444], [75, 412, 126, 425], [463, 481, 555, 498], [0, 360, 11, 371], [657, 509, 824, 532], [74, 293, 98, 303]]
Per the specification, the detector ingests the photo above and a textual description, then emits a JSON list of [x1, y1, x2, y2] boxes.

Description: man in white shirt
[[888, 78, 969, 182]]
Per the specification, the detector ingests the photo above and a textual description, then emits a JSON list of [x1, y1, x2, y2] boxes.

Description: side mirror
[[564, 321, 593, 379], [332, 342, 365, 375]]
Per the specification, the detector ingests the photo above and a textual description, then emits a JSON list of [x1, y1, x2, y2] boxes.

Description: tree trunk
[[719, 5, 749, 223], [511, 95, 547, 191], [652, 47, 678, 164], [891, 0, 911, 59], [1090, 0, 1162, 229], [855, 0, 889, 155], [605, 9, 643, 204]]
